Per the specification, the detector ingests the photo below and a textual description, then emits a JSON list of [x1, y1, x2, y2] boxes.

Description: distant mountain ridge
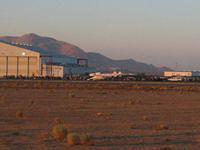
[[0, 33, 171, 74], [0, 33, 87, 58], [87, 52, 159, 73]]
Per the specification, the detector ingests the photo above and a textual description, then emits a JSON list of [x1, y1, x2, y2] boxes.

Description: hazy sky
[[1, 0, 200, 70]]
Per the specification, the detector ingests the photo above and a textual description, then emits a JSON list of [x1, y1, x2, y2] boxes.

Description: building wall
[[42, 64, 64, 78], [164, 71, 192, 77], [0, 42, 40, 77], [191, 72, 200, 77], [64, 65, 96, 75]]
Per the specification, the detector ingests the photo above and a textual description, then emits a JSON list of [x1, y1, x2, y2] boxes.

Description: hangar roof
[[0, 40, 77, 60]]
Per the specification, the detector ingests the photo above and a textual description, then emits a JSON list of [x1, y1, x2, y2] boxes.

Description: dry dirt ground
[[0, 81, 200, 150]]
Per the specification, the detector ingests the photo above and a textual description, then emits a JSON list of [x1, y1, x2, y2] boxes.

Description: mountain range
[[0, 33, 171, 74]]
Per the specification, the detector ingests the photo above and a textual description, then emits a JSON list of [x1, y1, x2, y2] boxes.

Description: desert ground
[[0, 81, 200, 150]]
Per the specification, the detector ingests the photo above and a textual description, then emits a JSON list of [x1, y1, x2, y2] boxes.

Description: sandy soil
[[0, 81, 200, 150]]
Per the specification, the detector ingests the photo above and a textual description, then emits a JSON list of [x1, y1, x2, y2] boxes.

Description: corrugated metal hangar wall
[[0, 41, 40, 77], [0, 56, 39, 77]]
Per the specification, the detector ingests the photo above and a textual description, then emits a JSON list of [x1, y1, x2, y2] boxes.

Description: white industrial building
[[42, 64, 64, 78], [164, 71, 200, 77], [0, 40, 94, 78], [164, 71, 192, 77]]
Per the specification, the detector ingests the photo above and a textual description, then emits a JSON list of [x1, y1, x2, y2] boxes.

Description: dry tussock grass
[[67, 133, 80, 146], [54, 117, 62, 125], [52, 124, 68, 141], [16, 110, 24, 119], [155, 123, 169, 130], [159, 147, 173, 150], [142, 116, 149, 121], [38, 132, 50, 142], [68, 92, 75, 98], [79, 134, 93, 146]]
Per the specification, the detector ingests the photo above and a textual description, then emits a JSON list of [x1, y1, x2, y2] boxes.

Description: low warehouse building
[[42, 64, 64, 78]]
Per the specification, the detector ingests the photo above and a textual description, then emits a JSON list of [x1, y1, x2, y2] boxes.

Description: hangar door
[[0, 56, 39, 77]]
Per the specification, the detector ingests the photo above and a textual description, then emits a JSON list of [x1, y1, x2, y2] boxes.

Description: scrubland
[[0, 81, 200, 149]]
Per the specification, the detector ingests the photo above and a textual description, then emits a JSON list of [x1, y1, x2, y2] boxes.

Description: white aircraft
[[168, 76, 183, 82], [88, 72, 123, 80]]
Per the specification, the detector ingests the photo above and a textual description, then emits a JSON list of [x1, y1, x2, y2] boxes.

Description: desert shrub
[[99, 91, 107, 95], [96, 112, 103, 117], [11, 131, 20, 136], [159, 147, 173, 150], [52, 124, 68, 141], [142, 116, 148, 121], [96, 112, 112, 119], [80, 134, 93, 146], [0, 95, 5, 105], [155, 123, 169, 130], [130, 124, 135, 129], [54, 118, 62, 124], [67, 133, 80, 146], [165, 138, 171, 142], [38, 132, 49, 142], [128, 100, 135, 105], [159, 86, 169, 90], [48, 89, 54, 93], [16, 110, 23, 119], [195, 136, 200, 143], [0, 95, 5, 100], [29, 100, 34, 106], [128, 99, 141, 105], [68, 92, 75, 98]]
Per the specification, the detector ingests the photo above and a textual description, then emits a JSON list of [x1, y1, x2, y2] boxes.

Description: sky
[[1, 0, 200, 70]]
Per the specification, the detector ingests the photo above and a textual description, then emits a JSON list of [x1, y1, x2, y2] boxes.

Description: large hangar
[[0, 41, 40, 77], [0, 40, 95, 78]]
